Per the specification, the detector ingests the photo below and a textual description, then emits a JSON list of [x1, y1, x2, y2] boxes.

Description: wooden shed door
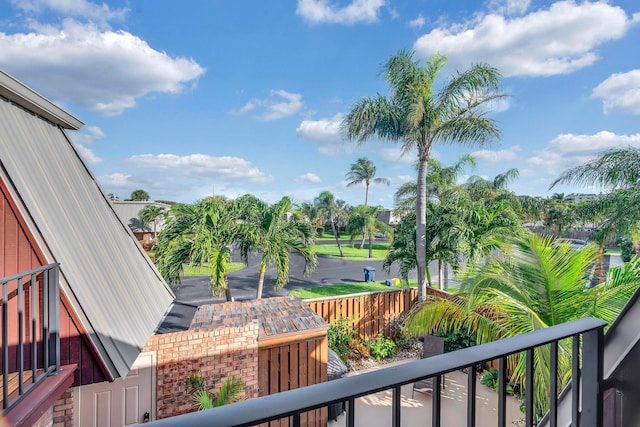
[[74, 351, 156, 426]]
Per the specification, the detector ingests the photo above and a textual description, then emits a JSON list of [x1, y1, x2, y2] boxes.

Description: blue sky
[[1, 0, 639, 207]]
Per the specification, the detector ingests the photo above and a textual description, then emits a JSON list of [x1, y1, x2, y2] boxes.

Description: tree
[[138, 204, 166, 238], [314, 191, 346, 257], [346, 205, 391, 258], [155, 197, 245, 301], [345, 157, 390, 206], [191, 374, 245, 411], [242, 196, 318, 299], [405, 233, 640, 416], [343, 50, 505, 301], [130, 189, 150, 201]]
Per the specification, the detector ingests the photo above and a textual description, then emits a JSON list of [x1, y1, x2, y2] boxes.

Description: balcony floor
[[329, 362, 524, 427]]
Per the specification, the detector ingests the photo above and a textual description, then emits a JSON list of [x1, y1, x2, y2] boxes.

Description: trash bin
[[364, 266, 376, 282]]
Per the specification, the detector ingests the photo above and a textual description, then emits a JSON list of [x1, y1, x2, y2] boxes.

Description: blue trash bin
[[364, 266, 376, 282]]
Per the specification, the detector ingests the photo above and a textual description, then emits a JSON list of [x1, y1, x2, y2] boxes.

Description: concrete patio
[[329, 362, 524, 427]]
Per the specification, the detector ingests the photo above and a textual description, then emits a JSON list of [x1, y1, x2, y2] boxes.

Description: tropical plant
[[404, 233, 640, 415], [327, 317, 368, 362], [314, 191, 346, 257], [367, 334, 397, 360], [155, 197, 246, 301], [346, 205, 391, 258], [240, 196, 318, 299], [345, 157, 390, 206], [138, 204, 166, 239], [343, 50, 505, 301], [190, 374, 245, 410], [130, 189, 150, 201]]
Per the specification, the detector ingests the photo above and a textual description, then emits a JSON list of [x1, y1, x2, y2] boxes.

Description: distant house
[[0, 70, 174, 425], [376, 208, 400, 226], [112, 200, 170, 246]]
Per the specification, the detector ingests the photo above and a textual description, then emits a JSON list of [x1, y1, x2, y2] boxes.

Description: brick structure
[[52, 389, 74, 427], [143, 321, 260, 419]]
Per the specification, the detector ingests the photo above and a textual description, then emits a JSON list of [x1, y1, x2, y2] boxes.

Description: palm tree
[[346, 205, 391, 258], [138, 204, 166, 239], [343, 50, 505, 301], [345, 157, 390, 206], [242, 196, 318, 299], [155, 197, 244, 301], [130, 189, 150, 201], [191, 374, 245, 410], [314, 191, 345, 257], [405, 233, 640, 416]]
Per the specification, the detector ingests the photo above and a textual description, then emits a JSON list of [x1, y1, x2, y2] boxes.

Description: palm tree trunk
[[416, 157, 429, 300], [443, 262, 449, 291], [331, 221, 344, 257], [359, 227, 366, 249], [256, 262, 267, 299], [368, 235, 373, 258], [364, 184, 369, 206], [224, 285, 233, 302], [438, 259, 444, 290]]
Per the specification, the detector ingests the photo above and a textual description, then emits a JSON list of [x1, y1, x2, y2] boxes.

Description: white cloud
[[378, 146, 415, 164], [296, 114, 343, 144], [487, 0, 530, 16], [592, 69, 640, 115], [100, 172, 132, 186], [472, 146, 521, 163], [13, 0, 129, 23], [408, 14, 425, 29], [235, 90, 303, 121], [526, 131, 640, 178], [68, 125, 105, 164], [296, 0, 386, 24], [0, 20, 205, 115], [414, 1, 633, 77], [296, 173, 322, 184]]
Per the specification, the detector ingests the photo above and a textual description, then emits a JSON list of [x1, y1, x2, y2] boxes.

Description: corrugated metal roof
[[112, 201, 170, 233], [0, 76, 175, 379]]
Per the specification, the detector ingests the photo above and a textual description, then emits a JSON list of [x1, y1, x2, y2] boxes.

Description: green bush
[[434, 328, 476, 352], [327, 317, 369, 362], [367, 334, 397, 360]]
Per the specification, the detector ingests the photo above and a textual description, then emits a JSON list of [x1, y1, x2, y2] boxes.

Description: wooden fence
[[306, 287, 449, 340]]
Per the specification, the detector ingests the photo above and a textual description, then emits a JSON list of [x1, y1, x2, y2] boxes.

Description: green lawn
[[181, 262, 245, 276], [290, 281, 416, 299], [313, 242, 390, 260]]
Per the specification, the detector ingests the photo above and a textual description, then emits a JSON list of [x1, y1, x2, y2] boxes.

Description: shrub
[[327, 317, 369, 362], [434, 328, 476, 352], [367, 334, 397, 360], [389, 314, 420, 351]]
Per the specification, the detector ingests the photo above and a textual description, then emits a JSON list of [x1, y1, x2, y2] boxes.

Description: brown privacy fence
[[306, 287, 450, 340]]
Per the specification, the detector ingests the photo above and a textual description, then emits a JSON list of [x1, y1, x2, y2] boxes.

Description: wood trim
[[258, 327, 328, 349], [4, 364, 76, 427]]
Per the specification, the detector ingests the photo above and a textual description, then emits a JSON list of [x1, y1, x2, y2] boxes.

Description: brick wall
[[143, 320, 260, 419], [51, 388, 74, 427]]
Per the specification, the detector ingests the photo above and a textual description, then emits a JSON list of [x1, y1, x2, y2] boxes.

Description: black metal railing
[[147, 317, 606, 427], [1, 263, 61, 411]]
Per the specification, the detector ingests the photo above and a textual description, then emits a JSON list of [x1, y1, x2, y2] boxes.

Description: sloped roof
[[190, 297, 328, 340], [0, 70, 175, 379]]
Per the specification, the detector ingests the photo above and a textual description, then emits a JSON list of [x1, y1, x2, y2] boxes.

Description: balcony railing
[[1, 263, 61, 411], [147, 317, 606, 427]]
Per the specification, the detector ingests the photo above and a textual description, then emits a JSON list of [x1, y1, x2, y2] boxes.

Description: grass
[[313, 242, 390, 260], [182, 262, 245, 276], [290, 280, 417, 299]]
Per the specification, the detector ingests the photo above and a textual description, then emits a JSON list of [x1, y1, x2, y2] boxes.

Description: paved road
[[158, 251, 446, 333]]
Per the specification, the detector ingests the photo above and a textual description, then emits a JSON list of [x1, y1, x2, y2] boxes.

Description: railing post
[[2, 280, 8, 408], [52, 264, 61, 372], [581, 327, 604, 427]]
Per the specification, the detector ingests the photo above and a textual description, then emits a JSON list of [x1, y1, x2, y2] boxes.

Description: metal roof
[[0, 72, 175, 379], [112, 201, 170, 233]]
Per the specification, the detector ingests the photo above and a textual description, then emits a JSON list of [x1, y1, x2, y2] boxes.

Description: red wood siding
[[1, 179, 108, 386]]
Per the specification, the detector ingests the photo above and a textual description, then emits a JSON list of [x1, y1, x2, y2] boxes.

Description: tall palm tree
[[343, 50, 505, 301], [405, 233, 640, 416], [138, 204, 166, 238], [345, 157, 390, 206], [155, 197, 244, 301], [243, 196, 318, 299], [314, 191, 345, 257]]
